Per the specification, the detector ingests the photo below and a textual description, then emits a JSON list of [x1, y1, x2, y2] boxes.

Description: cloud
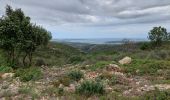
[[0, 0, 170, 38]]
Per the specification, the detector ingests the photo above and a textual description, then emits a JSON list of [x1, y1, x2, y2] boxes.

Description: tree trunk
[[23, 53, 27, 67]]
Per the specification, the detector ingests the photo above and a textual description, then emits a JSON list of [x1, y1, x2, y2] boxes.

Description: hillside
[[0, 41, 170, 99]]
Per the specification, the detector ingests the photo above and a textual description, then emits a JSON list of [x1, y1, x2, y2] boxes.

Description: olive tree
[[148, 26, 169, 46]]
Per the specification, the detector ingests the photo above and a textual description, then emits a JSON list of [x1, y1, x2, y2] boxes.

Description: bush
[[35, 58, 46, 66], [58, 76, 72, 86], [142, 88, 170, 100], [89, 61, 110, 71], [140, 42, 151, 50], [68, 70, 84, 81], [69, 55, 84, 64], [0, 65, 13, 73], [15, 67, 42, 82], [76, 81, 105, 96], [165, 70, 170, 80]]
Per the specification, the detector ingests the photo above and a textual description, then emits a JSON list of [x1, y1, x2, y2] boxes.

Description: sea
[[52, 38, 148, 45]]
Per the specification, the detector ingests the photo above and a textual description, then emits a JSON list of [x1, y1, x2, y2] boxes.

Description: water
[[52, 38, 148, 45]]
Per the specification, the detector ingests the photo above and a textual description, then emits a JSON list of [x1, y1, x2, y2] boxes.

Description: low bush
[[89, 61, 110, 71], [35, 58, 46, 66], [68, 70, 84, 81], [142, 88, 170, 100], [0, 65, 13, 73], [68, 55, 85, 64], [58, 76, 72, 86], [140, 42, 151, 50], [76, 81, 105, 96], [15, 67, 42, 82], [123, 59, 166, 76]]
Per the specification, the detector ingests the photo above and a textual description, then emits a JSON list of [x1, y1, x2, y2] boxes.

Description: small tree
[[0, 5, 52, 67], [148, 26, 169, 46]]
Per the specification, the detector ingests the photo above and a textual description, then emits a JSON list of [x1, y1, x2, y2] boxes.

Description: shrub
[[76, 81, 105, 96], [165, 70, 170, 80], [98, 72, 113, 80], [69, 55, 84, 64], [140, 42, 151, 50], [68, 70, 84, 81], [15, 67, 42, 82], [142, 88, 170, 100], [58, 76, 71, 86], [35, 58, 46, 66], [110, 75, 118, 85], [89, 61, 110, 71], [0, 65, 13, 73]]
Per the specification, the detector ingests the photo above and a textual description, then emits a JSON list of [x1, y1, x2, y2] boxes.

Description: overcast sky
[[0, 0, 170, 39]]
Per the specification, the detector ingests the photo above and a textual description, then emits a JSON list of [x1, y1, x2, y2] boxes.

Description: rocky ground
[[0, 57, 170, 100]]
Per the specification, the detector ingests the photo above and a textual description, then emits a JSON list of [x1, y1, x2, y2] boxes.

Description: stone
[[59, 84, 64, 88], [64, 84, 75, 93], [1, 73, 14, 79], [119, 56, 132, 65], [85, 72, 99, 80], [106, 64, 122, 72]]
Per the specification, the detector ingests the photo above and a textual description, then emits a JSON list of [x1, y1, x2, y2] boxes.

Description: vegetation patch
[[0, 65, 13, 73], [76, 81, 105, 96], [68, 70, 84, 81], [15, 67, 42, 82]]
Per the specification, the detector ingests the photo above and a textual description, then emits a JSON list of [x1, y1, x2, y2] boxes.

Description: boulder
[[119, 56, 132, 65], [1, 73, 14, 79]]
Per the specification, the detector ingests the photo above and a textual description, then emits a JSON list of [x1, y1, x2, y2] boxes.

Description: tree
[[0, 5, 52, 67], [148, 26, 169, 46]]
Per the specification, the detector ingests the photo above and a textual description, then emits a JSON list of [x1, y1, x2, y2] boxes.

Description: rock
[[1, 73, 14, 79], [106, 64, 122, 72], [119, 56, 132, 65], [105, 86, 113, 93], [59, 84, 64, 88], [64, 84, 75, 93], [85, 72, 100, 80]]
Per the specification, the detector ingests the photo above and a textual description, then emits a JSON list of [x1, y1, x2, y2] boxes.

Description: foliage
[[0, 65, 13, 73], [68, 55, 85, 64], [76, 81, 105, 96], [122, 59, 170, 76], [142, 88, 170, 100], [35, 58, 46, 66], [15, 67, 42, 82], [148, 26, 170, 46], [68, 70, 84, 81], [89, 61, 110, 71], [18, 85, 38, 99], [140, 42, 151, 50], [58, 76, 72, 86], [0, 5, 51, 67]]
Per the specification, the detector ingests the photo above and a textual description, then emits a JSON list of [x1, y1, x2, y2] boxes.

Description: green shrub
[[58, 76, 71, 86], [15, 67, 42, 82], [68, 70, 84, 81], [35, 58, 46, 66], [69, 55, 84, 64], [98, 72, 113, 80], [140, 42, 151, 50], [89, 61, 110, 71], [142, 88, 170, 100], [0, 65, 13, 73], [165, 70, 170, 80], [76, 81, 105, 96], [123, 59, 164, 76], [110, 75, 118, 85]]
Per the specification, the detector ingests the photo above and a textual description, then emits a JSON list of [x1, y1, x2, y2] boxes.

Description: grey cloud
[[0, 0, 170, 27]]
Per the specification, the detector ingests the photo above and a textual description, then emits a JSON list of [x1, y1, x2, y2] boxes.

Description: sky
[[0, 0, 170, 39]]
